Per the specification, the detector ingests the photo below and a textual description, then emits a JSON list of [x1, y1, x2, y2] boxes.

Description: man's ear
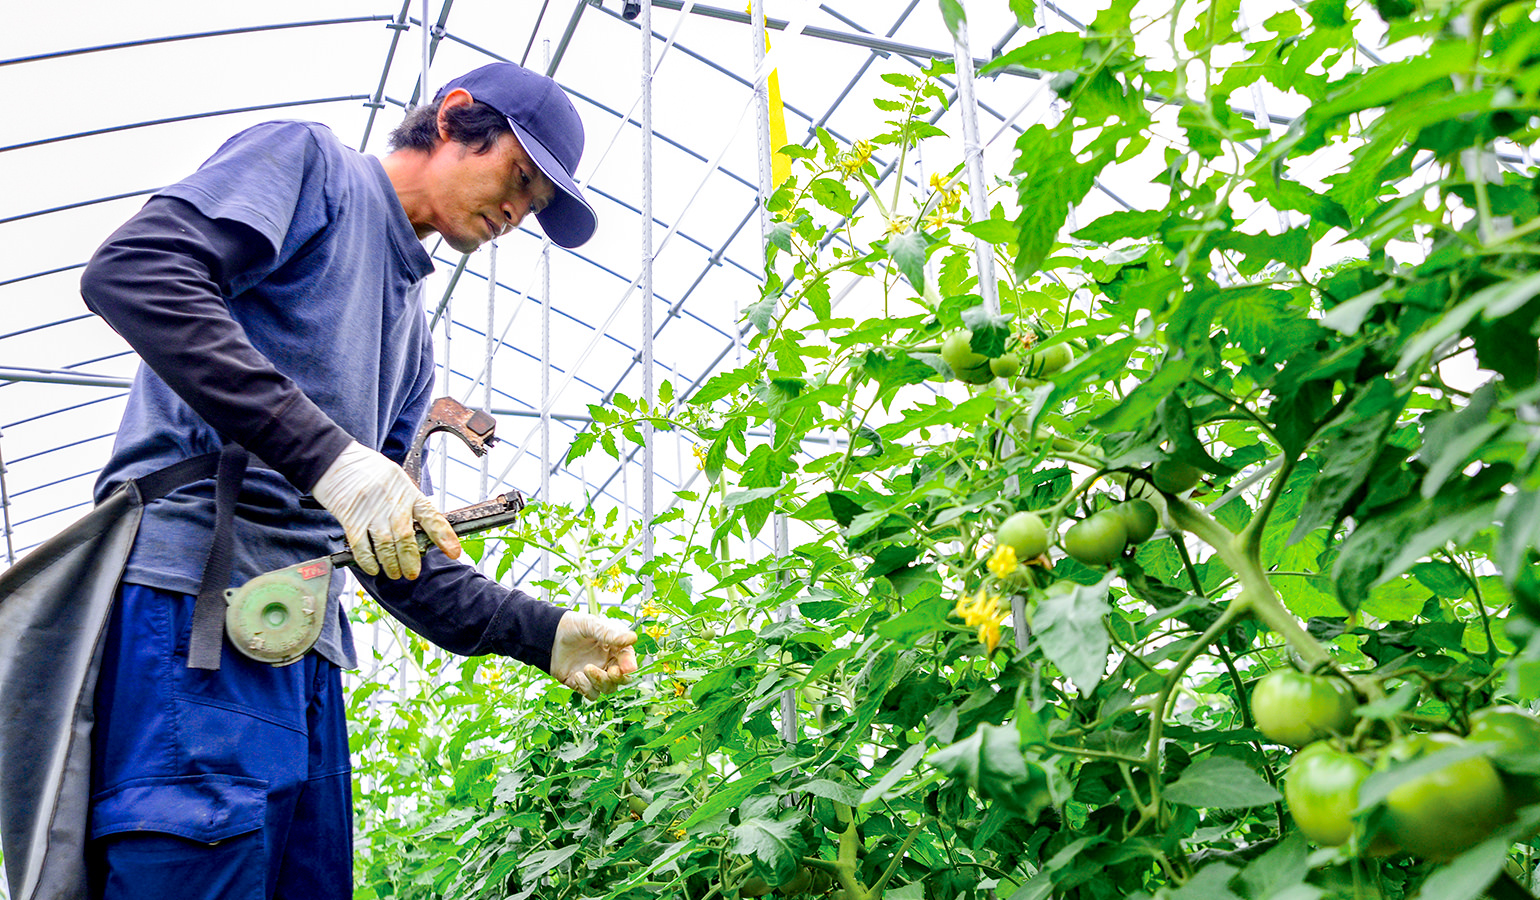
[[436, 88, 474, 142]]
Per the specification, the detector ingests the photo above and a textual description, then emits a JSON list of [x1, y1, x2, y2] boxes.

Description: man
[[77, 62, 635, 898]]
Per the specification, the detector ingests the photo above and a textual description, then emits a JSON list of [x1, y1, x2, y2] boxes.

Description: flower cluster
[[953, 588, 1007, 655], [837, 139, 873, 177], [986, 543, 1019, 578], [594, 564, 625, 592], [922, 172, 966, 230], [690, 443, 708, 470]]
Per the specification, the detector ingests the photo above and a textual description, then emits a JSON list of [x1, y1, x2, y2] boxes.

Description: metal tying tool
[[223, 398, 525, 666]]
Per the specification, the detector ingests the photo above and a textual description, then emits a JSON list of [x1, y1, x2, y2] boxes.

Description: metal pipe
[[0, 368, 131, 389], [648, 0, 1000, 70], [0, 16, 395, 67], [359, 0, 413, 151], [2, 96, 372, 154], [0, 430, 13, 565], [641, 0, 657, 604]]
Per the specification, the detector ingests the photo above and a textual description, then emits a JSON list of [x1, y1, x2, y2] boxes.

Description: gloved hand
[[550, 612, 638, 700], [310, 440, 461, 580]]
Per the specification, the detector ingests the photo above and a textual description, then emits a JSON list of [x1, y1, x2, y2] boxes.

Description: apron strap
[[187, 444, 249, 671]]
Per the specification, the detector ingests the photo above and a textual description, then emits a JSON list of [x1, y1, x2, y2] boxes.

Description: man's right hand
[[310, 441, 461, 579]]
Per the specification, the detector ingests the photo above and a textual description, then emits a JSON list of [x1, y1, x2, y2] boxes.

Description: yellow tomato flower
[[673, 680, 689, 698], [987, 544, 1019, 578], [953, 588, 1008, 654], [645, 624, 668, 640], [978, 619, 1002, 654], [691, 443, 708, 470], [838, 139, 873, 177], [885, 216, 909, 235], [929, 171, 950, 192]]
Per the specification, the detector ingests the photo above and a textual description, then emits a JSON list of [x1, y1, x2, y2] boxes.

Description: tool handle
[[328, 490, 526, 569]]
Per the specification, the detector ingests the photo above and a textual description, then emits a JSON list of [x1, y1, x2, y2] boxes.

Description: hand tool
[[223, 398, 525, 665]]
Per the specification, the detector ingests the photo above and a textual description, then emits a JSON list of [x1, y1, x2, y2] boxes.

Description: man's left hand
[[550, 612, 638, 700]]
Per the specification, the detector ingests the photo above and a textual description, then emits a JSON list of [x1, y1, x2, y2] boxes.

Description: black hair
[[387, 98, 512, 153]]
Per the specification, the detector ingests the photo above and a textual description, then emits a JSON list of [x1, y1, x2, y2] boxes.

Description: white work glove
[[310, 440, 461, 580], [550, 612, 638, 700]]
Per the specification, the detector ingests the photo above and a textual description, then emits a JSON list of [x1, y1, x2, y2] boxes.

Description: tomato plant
[[351, 0, 1540, 898]]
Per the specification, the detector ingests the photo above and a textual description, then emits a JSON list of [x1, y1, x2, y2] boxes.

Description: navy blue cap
[[435, 62, 597, 248]]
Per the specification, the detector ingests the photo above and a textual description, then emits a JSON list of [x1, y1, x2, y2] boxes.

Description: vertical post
[[954, 10, 1027, 653], [640, 0, 657, 606], [0, 430, 13, 566], [752, 0, 797, 745], [482, 240, 496, 505], [420, 0, 430, 103], [540, 40, 554, 598], [952, 16, 997, 318]]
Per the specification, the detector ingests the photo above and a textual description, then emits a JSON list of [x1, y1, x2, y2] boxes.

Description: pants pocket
[[90, 774, 266, 900]]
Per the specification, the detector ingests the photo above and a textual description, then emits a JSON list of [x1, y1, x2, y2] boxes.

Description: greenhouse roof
[[2, 0, 1059, 583]]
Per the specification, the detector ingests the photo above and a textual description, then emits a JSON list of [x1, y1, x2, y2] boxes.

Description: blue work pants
[[88, 583, 353, 899]]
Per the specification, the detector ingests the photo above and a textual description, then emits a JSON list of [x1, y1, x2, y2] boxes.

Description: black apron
[[0, 452, 224, 900]]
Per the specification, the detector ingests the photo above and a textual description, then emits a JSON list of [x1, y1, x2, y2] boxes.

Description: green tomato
[[1379, 732, 1509, 861], [1151, 459, 1202, 493], [1250, 670, 1357, 748], [1061, 511, 1128, 567], [1110, 499, 1158, 544], [1285, 742, 1372, 846], [989, 353, 1021, 378], [1024, 342, 1074, 377], [941, 330, 993, 384], [1469, 706, 1540, 756], [996, 511, 1049, 560], [1469, 706, 1540, 809]]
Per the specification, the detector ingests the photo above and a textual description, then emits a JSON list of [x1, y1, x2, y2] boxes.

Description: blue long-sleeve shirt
[[81, 120, 564, 671]]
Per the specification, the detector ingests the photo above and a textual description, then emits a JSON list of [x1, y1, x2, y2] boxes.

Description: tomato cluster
[[1266, 686, 1540, 861], [1059, 499, 1157, 568], [940, 329, 1073, 385]]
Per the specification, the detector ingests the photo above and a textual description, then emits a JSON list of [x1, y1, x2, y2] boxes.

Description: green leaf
[[683, 761, 775, 827], [981, 31, 1084, 75], [960, 304, 1013, 357], [884, 231, 932, 293], [1236, 835, 1320, 900], [860, 742, 926, 804], [1397, 271, 1540, 373], [746, 295, 777, 333], [766, 220, 793, 252], [1008, 0, 1035, 27], [938, 0, 966, 41], [1164, 756, 1282, 808], [927, 723, 1052, 818], [809, 177, 856, 217], [1286, 380, 1403, 545], [729, 795, 807, 884], [963, 217, 1016, 244], [1034, 576, 1111, 696], [1072, 209, 1165, 243]]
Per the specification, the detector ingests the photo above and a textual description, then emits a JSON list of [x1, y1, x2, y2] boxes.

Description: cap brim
[[505, 118, 597, 249]]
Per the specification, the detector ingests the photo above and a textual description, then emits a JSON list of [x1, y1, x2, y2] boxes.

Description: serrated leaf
[[1164, 756, 1281, 809], [884, 231, 931, 293], [729, 798, 806, 884], [927, 723, 1051, 818], [809, 177, 856, 217], [1034, 576, 1110, 696]]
